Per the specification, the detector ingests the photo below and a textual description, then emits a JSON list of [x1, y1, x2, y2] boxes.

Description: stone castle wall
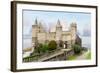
[[32, 19, 81, 48]]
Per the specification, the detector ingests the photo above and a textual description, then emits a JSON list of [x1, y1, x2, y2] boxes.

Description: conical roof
[[56, 19, 62, 28]]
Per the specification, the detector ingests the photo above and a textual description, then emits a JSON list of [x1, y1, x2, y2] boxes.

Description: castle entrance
[[63, 41, 68, 49]]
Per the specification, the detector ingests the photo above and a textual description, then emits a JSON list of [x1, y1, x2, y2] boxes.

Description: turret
[[32, 19, 38, 37], [56, 19, 62, 42], [70, 22, 77, 32], [70, 22, 77, 44], [32, 19, 39, 44], [38, 22, 45, 33], [56, 19, 62, 30]]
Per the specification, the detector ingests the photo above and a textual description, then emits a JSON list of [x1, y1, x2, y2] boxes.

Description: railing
[[23, 48, 73, 62], [23, 55, 39, 62], [23, 49, 62, 62], [38, 49, 62, 60]]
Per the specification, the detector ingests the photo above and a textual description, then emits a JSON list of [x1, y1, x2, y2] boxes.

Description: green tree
[[40, 44, 49, 53], [35, 43, 43, 54], [48, 40, 57, 50], [72, 44, 81, 54]]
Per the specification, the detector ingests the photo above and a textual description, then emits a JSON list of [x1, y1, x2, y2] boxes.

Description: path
[[38, 49, 72, 61], [76, 50, 90, 60]]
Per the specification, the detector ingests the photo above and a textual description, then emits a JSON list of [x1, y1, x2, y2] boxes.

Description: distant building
[[32, 19, 81, 49]]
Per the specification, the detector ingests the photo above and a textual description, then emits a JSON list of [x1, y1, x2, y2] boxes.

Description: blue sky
[[22, 10, 91, 49]]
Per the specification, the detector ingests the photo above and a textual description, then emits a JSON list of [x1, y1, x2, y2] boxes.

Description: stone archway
[[59, 40, 63, 48]]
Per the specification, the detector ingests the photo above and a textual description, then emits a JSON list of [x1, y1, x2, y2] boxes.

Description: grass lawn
[[86, 51, 91, 59], [67, 51, 91, 60], [67, 55, 77, 60]]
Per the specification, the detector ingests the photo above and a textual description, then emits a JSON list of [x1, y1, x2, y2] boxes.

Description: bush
[[86, 52, 91, 59], [40, 44, 49, 53], [72, 44, 81, 54], [35, 43, 43, 54], [82, 47, 88, 51], [34, 43, 50, 54], [48, 40, 57, 50]]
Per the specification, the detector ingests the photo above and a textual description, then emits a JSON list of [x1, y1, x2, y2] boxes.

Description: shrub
[[34, 43, 50, 54], [82, 47, 88, 51], [72, 44, 81, 54], [48, 40, 57, 50], [35, 43, 43, 54], [86, 52, 91, 59], [40, 44, 49, 53]]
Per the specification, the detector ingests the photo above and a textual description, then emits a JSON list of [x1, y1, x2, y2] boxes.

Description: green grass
[[86, 52, 91, 59], [67, 52, 82, 60], [67, 51, 91, 60], [67, 55, 77, 60]]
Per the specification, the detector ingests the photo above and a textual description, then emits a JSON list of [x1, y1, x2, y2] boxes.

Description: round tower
[[38, 22, 45, 33]]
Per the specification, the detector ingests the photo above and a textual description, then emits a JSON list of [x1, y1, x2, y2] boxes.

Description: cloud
[[49, 20, 69, 32], [82, 36, 91, 48], [23, 26, 32, 39], [49, 22, 56, 32], [23, 38, 32, 49], [23, 35, 32, 39], [60, 20, 69, 31], [77, 30, 81, 36], [82, 29, 91, 37]]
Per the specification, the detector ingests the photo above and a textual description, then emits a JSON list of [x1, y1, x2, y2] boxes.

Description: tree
[[35, 43, 43, 54], [34, 43, 50, 54], [40, 44, 49, 53], [72, 44, 81, 54], [48, 40, 57, 50]]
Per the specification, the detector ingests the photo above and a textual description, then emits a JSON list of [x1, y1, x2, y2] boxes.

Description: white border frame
[[15, 2, 97, 70]]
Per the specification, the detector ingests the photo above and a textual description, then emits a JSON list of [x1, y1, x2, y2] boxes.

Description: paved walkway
[[38, 49, 72, 61], [76, 50, 90, 60]]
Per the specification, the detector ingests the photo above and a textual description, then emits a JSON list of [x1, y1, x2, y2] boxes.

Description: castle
[[32, 19, 81, 49]]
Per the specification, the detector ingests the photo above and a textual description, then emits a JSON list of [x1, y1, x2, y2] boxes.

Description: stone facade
[[32, 19, 81, 49]]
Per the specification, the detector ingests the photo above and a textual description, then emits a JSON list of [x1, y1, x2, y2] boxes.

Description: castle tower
[[38, 22, 45, 33], [32, 19, 38, 37], [56, 19, 62, 42], [70, 22, 77, 44], [32, 19, 39, 44]]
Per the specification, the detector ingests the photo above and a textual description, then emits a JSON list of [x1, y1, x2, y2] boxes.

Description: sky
[[22, 10, 91, 49]]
